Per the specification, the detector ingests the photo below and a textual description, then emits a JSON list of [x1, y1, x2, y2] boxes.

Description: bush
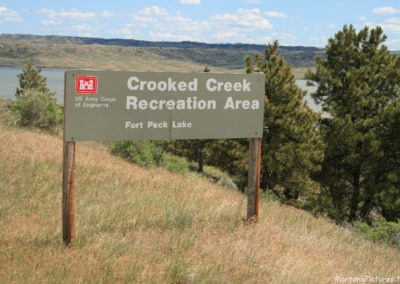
[[161, 154, 189, 175], [8, 63, 63, 133], [9, 89, 63, 132], [110, 141, 190, 174], [260, 190, 281, 203], [216, 177, 238, 191], [354, 217, 400, 248], [109, 140, 165, 168]]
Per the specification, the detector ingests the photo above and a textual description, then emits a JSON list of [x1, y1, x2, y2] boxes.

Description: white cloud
[[139, 6, 168, 16], [0, 6, 22, 23], [206, 8, 273, 44], [37, 9, 61, 25], [264, 11, 287, 18], [363, 22, 374, 29], [180, 0, 201, 5], [252, 35, 273, 44], [129, 6, 209, 41], [150, 32, 194, 41], [133, 7, 164, 26], [101, 11, 115, 18], [37, 8, 57, 18], [59, 10, 95, 20], [118, 24, 136, 38], [72, 24, 98, 32], [133, 15, 157, 27], [381, 17, 400, 33], [328, 24, 335, 29], [309, 36, 328, 48], [135, 6, 209, 31], [386, 38, 400, 50], [38, 8, 96, 26], [168, 15, 210, 32], [373, 6, 400, 15], [240, 32, 298, 46], [273, 32, 298, 46], [42, 19, 62, 25], [211, 31, 248, 42], [69, 23, 100, 37], [129, 6, 273, 43], [211, 8, 272, 30]]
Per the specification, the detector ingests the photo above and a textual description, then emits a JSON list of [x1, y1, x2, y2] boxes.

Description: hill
[[0, 34, 323, 72], [0, 114, 399, 282]]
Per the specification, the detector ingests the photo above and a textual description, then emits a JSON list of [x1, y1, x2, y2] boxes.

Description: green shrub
[[109, 141, 190, 175], [161, 154, 189, 175], [260, 190, 281, 203], [216, 176, 238, 191], [9, 89, 63, 132], [354, 217, 400, 248], [109, 140, 165, 168], [8, 63, 63, 133]]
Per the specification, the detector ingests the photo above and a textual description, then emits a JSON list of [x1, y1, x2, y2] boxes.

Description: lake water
[[0, 67, 65, 102], [0, 67, 320, 111]]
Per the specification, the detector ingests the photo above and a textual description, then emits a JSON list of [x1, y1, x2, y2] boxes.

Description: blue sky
[[1, 0, 400, 49]]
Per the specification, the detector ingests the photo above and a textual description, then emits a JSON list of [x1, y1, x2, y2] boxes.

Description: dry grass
[[292, 67, 315, 79], [1, 121, 399, 283]]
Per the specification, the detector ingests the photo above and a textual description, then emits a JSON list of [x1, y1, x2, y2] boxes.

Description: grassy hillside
[[0, 34, 322, 77], [0, 117, 399, 282], [0, 41, 311, 78], [0, 41, 229, 72]]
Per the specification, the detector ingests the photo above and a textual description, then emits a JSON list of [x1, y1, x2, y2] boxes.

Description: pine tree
[[11, 63, 62, 132], [16, 63, 55, 99], [247, 41, 324, 205], [376, 104, 400, 221], [206, 138, 249, 185], [306, 25, 400, 221]]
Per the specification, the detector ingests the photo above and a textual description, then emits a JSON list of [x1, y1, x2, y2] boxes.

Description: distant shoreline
[[0, 34, 320, 73]]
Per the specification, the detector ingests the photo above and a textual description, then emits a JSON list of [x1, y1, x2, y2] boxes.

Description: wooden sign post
[[62, 141, 76, 245], [247, 137, 261, 221]]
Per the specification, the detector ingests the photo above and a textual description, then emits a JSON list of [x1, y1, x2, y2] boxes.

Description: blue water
[[0, 67, 65, 102], [0, 67, 320, 111]]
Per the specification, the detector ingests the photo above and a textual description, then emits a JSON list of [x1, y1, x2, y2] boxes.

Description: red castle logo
[[75, 76, 98, 94]]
